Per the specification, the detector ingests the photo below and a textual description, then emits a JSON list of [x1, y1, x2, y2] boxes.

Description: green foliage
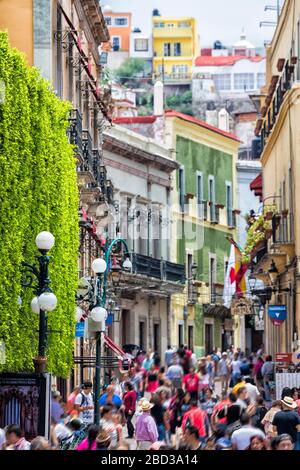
[[114, 58, 145, 85], [241, 214, 267, 263], [179, 105, 194, 116], [0, 32, 79, 377], [166, 94, 181, 107], [180, 90, 193, 104]]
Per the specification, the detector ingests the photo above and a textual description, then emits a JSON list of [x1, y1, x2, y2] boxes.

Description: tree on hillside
[[114, 58, 145, 86]]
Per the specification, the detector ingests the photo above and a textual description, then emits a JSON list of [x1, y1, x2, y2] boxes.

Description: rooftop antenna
[[260, 0, 281, 28]]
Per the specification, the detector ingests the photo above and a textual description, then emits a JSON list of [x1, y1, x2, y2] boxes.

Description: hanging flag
[[223, 237, 249, 308], [223, 243, 236, 308]]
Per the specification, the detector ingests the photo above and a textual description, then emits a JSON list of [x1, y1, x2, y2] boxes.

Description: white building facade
[[102, 125, 185, 355]]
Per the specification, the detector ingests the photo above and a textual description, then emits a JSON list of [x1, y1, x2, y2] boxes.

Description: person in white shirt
[[244, 377, 260, 404], [74, 381, 94, 426], [231, 353, 242, 386], [231, 413, 265, 450]]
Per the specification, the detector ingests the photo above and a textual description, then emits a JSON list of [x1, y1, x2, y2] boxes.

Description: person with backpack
[[181, 398, 209, 445], [74, 381, 95, 427]]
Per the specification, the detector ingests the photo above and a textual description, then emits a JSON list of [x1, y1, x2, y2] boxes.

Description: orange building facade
[[103, 10, 131, 52]]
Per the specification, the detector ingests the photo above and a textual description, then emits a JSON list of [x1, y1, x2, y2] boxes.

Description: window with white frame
[[174, 43, 181, 56], [172, 64, 188, 74], [179, 166, 185, 212], [212, 74, 231, 91], [135, 38, 149, 52], [114, 17, 128, 26], [154, 23, 165, 28], [226, 182, 233, 227], [257, 73, 266, 89], [234, 73, 255, 91], [208, 176, 216, 221], [104, 17, 112, 26], [164, 43, 171, 56], [196, 171, 204, 219]]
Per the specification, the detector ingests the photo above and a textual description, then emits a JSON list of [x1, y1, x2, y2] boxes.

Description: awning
[[103, 334, 127, 360], [250, 172, 263, 200]]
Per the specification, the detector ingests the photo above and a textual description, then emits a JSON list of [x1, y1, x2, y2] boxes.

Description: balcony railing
[[198, 200, 208, 220], [163, 73, 192, 82], [131, 253, 185, 283], [210, 284, 224, 304], [153, 26, 193, 38], [82, 130, 93, 174], [273, 212, 294, 244], [258, 59, 294, 151], [68, 109, 82, 157], [210, 204, 220, 225], [228, 210, 237, 228]]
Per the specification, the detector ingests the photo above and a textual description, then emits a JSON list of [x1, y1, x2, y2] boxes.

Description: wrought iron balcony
[[81, 130, 94, 174], [68, 109, 82, 157], [210, 283, 224, 304], [258, 60, 294, 151], [131, 253, 185, 283], [198, 200, 208, 220], [210, 204, 220, 225]]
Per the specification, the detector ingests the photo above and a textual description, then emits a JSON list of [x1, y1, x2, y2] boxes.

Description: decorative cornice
[[103, 157, 172, 188]]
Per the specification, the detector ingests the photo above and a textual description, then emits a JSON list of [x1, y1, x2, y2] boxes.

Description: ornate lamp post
[[77, 237, 132, 425], [21, 231, 57, 374]]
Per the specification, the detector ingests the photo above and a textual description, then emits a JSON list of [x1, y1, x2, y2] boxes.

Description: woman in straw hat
[[272, 396, 300, 446], [135, 399, 158, 450]]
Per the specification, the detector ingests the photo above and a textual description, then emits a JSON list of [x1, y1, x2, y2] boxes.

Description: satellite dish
[[77, 277, 92, 299]]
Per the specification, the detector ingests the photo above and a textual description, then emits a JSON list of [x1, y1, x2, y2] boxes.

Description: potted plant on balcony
[[263, 220, 273, 239], [264, 204, 277, 220]]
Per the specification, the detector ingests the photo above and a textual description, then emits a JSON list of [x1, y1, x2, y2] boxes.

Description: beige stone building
[[254, 0, 300, 356]]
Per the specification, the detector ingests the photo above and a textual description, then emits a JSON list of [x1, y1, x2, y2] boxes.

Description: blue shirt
[[99, 393, 122, 408]]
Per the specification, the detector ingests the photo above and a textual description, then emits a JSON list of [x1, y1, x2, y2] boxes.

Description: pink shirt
[[76, 438, 97, 451]]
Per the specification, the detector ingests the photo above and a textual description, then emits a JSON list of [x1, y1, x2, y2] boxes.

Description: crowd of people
[[1, 344, 300, 451]]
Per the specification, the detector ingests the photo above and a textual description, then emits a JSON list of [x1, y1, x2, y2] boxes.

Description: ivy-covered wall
[[0, 32, 79, 377]]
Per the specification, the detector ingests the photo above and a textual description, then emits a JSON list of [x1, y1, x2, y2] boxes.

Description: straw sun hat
[[281, 396, 297, 409], [140, 399, 154, 412]]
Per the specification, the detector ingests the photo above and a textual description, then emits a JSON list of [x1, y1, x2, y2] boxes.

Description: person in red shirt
[[122, 382, 137, 438], [211, 390, 231, 432], [182, 367, 200, 400], [181, 399, 209, 443]]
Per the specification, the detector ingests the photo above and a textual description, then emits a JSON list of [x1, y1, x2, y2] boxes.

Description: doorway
[[205, 323, 214, 355]]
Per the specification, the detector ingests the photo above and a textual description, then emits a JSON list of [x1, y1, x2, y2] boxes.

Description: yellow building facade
[[152, 16, 199, 84], [255, 0, 300, 356]]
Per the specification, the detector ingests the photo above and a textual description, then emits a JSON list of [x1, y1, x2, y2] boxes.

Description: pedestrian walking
[[182, 367, 200, 400], [181, 398, 209, 444], [231, 413, 265, 450], [122, 382, 137, 439], [166, 358, 184, 390], [261, 355, 274, 402], [76, 424, 99, 450], [272, 396, 300, 446], [136, 399, 158, 449], [164, 345, 175, 368], [3, 425, 31, 450], [218, 352, 231, 393], [74, 381, 94, 427]]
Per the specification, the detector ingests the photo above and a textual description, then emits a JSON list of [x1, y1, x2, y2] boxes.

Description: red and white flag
[[223, 243, 236, 308]]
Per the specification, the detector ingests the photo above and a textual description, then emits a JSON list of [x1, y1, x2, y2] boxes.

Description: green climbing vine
[[0, 32, 79, 377]]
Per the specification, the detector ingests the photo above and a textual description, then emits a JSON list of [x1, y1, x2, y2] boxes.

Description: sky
[[101, 0, 283, 48]]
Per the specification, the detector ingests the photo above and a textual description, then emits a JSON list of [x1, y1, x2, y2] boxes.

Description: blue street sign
[[268, 305, 287, 326], [75, 321, 85, 337]]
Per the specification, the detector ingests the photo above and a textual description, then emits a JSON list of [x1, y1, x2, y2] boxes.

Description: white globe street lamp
[[35, 231, 55, 252], [90, 306, 107, 323], [123, 257, 132, 272], [92, 258, 107, 275], [38, 292, 58, 312], [31, 296, 40, 314]]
